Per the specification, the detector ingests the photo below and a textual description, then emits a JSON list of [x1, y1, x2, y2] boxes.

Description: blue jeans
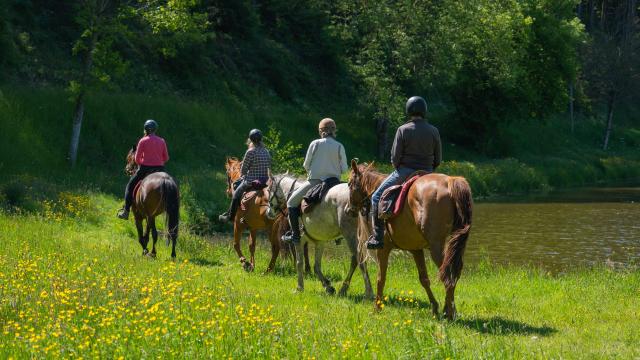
[[371, 167, 417, 211]]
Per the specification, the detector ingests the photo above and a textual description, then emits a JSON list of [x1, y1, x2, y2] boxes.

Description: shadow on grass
[[455, 316, 557, 336], [189, 257, 224, 267]]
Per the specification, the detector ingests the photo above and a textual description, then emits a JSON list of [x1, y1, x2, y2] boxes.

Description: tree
[[68, 0, 122, 167], [581, 0, 639, 150]]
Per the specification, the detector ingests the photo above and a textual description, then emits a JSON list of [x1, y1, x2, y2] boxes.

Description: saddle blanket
[[378, 171, 429, 220], [301, 177, 342, 214]]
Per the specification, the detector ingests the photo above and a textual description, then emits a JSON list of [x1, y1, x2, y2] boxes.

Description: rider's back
[[392, 119, 441, 172]]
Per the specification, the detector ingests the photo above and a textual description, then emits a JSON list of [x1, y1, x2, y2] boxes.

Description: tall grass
[[1, 190, 638, 359]]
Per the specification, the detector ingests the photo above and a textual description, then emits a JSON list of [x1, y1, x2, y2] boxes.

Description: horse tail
[[162, 177, 180, 246], [439, 176, 473, 289]]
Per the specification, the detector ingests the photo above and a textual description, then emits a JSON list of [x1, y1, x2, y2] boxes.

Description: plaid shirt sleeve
[[241, 149, 254, 177]]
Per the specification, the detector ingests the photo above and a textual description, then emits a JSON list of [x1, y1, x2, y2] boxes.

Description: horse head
[[346, 159, 377, 216], [125, 145, 139, 176], [224, 157, 242, 197]]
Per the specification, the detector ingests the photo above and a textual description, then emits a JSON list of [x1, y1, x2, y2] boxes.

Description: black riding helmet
[[144, 119, 158, 132], [249, 129, 263, 143], [405, 96, 428, 118]]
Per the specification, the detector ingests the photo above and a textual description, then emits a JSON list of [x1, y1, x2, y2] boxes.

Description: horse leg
[[233, 224, 246, 267], [410, 249, 439, 317], [246, 230, 256, 272], [338, 254, 358, 297], [265, 228, 279, 273], [294, 240, 306, 292], [149, 217, 158, 258], [359, 261, 374, 301], [135, 215, 147, 255], [375, 247, 392, 311], [444, 286, 457, 321], [304, 243, 311, 274], [313, 243, 335, 295]]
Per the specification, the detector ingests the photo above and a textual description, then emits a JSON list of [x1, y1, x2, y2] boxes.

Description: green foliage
[[264, 125, 305, 175]]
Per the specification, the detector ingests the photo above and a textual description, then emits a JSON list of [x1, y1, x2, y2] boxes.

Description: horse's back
[[302, 183, 352, 242], [135, 172, 178, 217], [386, 173, 455, 250]]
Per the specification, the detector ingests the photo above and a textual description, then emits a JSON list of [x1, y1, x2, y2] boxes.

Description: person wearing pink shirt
[[117, 119, 170, 220]]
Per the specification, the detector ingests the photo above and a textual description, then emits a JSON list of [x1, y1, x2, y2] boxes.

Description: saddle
[[301, 177, 342, 214], [240, 181, 269, 211], [378, 171, 429, 220]]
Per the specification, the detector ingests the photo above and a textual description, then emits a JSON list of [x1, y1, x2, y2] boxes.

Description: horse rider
[[282, 118, 348, 244], [365, 96, 442, 249], [219, 129, 272, 223], [117, 119, 169, 220]]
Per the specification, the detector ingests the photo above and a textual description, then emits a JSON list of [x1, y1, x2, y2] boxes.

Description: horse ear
[[366, 161, 375, 171], [351, 158, 359, 174]]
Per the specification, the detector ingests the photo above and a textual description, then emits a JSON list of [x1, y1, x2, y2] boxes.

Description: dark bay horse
[[224, 157, 281, 272], [125, 147, 180, 258], [347, 160, 472, 320]]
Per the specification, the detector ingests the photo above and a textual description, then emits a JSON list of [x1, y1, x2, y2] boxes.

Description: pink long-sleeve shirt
[[135, 134, 169, 166]]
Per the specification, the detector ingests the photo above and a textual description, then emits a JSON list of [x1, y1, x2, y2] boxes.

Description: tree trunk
[[376, 116, 389, 160], [569, 83, 575, 134], [68, 33, 96, 167], [602, 91, 616, 150]]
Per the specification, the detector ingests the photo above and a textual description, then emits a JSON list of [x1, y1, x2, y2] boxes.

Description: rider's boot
[[117, 206, 130, 220], [366, 207, 385, 249], [282, 207, 301, 244], [218, 197, 240, 223]]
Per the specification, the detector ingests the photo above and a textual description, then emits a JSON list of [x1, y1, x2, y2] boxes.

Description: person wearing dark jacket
[[365, 96, 442, 249]]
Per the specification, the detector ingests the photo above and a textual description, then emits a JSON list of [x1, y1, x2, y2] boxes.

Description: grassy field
[[1, 190, 639, 359]]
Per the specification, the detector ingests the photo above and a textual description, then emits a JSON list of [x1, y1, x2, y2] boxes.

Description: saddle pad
[[379, 171, 430, 220], [240, 190, 267, 211], [133, 180, 144, 200]]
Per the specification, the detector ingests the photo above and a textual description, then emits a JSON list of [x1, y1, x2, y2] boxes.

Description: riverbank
[[2, 85, 640, 232], [1, 190, 638, 358]]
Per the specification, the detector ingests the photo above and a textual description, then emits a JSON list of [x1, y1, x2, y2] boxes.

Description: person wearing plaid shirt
[[219, 129, 272, 223]]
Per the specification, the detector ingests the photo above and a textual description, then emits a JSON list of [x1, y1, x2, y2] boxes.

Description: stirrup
[[281, 231, 300, 244], [366, 235, 384, 249], [117, 208, 129, 220]]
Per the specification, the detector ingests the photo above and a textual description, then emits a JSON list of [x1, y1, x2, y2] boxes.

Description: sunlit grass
[[1, 191, 639, 359]]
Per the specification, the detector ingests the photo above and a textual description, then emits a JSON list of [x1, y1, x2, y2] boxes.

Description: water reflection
[[469, 187, 640, 271]]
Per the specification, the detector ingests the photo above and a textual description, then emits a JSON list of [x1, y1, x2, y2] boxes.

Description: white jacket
[[304, 137, 348, 180]]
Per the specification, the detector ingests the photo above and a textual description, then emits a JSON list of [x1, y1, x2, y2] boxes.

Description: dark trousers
[[226, 181, 252, 219], [124, 165, 165, 210]]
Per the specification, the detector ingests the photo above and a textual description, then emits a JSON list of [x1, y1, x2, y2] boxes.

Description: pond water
[[467, 187, 640, 271]]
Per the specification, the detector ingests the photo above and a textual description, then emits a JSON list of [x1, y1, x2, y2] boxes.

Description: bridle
[[348, 174, 371, 217], [269, 175, 298, 214]]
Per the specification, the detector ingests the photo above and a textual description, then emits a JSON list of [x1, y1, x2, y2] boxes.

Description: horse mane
[[357, 163, 387, 195]]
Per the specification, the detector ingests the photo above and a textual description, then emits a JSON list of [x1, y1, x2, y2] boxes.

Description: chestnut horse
[[224, 157, 281, 272], [347, 160, 472, 320], [125, 147, 179, 258]]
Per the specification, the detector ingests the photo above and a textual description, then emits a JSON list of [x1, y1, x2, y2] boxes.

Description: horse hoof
[[296, 286, 304, 293], [338, 288, 348, 297], [243, 262, 254, 272], [142, 249, 149, 256], [146, 252, 156, 259], [326, 286, 336, 295]]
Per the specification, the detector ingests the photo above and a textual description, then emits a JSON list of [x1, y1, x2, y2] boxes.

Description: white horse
[[268, 174, 374, 298]]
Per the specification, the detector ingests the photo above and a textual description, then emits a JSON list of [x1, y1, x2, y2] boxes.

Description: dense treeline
[[0, 0, 638, 158]]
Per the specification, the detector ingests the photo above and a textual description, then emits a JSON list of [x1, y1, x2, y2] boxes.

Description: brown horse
[[224, 157, 281, 272], [347, 160, 472, 320], [125, 147, 180, 258]]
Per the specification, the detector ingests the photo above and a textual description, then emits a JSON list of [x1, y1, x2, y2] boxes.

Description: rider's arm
[[162, 140, 169, 163], [240, 149, 253, 177], [303, 141, 316, 173], [433, 128, 442, 170], [135, 138, 145, 165], [339, 143, 348, 175], [390, 128, 403, 169]]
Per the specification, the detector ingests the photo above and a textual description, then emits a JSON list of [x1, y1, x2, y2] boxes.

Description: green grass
[[1, 189, 639, 359]]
